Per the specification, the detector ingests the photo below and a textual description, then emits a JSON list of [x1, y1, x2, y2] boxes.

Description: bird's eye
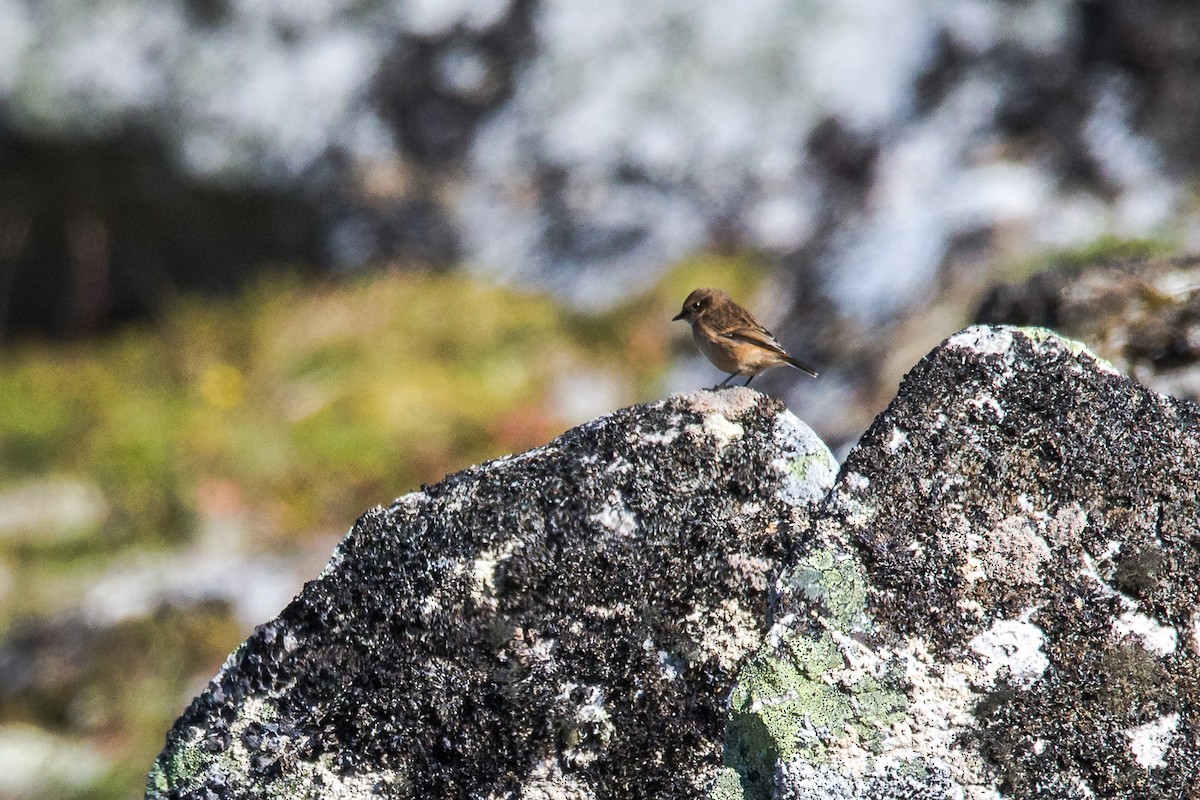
[[690, 301, 702, 310]]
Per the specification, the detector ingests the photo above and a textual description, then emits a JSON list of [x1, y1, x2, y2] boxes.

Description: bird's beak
[[672, 311, 686, 321]]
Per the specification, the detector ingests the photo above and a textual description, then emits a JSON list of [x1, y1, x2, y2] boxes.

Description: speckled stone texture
[[146, 389, 837, 799], [149, 325, 1200, 800], [720, 326, 1200, 800]]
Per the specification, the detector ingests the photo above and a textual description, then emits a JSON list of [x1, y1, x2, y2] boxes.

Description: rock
[[145, 389, 837, 798], [148, 325, 1200, 799], [722, 326, 1199, 799], [976, 255, 1200, 404]]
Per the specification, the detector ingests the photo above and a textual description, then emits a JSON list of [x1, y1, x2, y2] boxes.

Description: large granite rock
[[721, 326, 1199, 799], [149, 325, 1200, 799], [146, 389, 836, 798]]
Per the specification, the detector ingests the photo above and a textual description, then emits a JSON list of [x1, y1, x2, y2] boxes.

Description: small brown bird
[[673, 287, 818, 386]]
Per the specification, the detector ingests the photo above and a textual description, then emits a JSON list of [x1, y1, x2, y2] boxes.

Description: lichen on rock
[[721, 325, 1200, 800]]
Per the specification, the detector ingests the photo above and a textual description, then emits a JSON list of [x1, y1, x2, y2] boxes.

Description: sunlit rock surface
[[146, 389, 836, 798], [147, 326, 1200, 799], [721, 326, 1199, 799]]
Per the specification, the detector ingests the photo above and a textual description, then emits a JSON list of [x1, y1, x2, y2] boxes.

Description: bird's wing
[[715, 316, 789, 357], [715, 314, 819, 376]]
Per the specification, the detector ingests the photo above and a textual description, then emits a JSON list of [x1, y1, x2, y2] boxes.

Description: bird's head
[[672, 287, 725, 323]]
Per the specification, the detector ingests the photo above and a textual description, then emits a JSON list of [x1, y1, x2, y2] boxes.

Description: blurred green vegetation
[[1, 257, 769, 550], [998, 235, 1177, 283], [0, 255, 766, 799]]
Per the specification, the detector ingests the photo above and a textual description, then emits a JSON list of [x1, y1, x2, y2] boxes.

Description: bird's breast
[[692, 326, 746, 373]]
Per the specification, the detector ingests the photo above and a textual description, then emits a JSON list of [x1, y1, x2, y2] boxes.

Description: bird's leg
[[717, 373, 735, 388], [743, 374, 754, 386]]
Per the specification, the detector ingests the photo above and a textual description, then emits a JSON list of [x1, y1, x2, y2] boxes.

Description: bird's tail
[[783, 355, 819, 378]]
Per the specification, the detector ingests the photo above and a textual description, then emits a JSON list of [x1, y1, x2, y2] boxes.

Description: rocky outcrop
[[148, 325, 1200, 799], [721, 326, 1199, 799], [146, 389, 836, 798]]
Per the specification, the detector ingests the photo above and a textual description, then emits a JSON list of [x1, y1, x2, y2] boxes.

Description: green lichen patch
[[709, 765, 746, 800], [146, 728, 219, 797], [1021, 325, 1120, 372], [718, 546, 908, 799], [784, 546, 870, 631]]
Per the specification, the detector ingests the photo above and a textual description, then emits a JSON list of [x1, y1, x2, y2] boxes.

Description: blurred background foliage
[[4, 0, 1200, 797], [0, 254, 766, 558]]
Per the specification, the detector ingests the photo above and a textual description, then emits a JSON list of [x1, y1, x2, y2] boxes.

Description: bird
[[672, 287, 818, 387]]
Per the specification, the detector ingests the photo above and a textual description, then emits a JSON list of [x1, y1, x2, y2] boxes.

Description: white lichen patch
[[887, 426, 908, 451], [764, 613, 797, 651], [689, 598, 763, 673], [832, 499, 876, 531], [869, 638, 997, 798], [967, 394, 1006, 420], [776, 756, 972, 800], [699, 413, 744, 450], [1123, 713, 1178, 769], [471, 538, 521, 604], [947, 326, 1014, 357], [641, 637, 685, 681], [968, 615, 1049, 688], [588, 491, 638, 537], [771, 410, 838, 507], [1070, 775, 1098, 798], [1192, 613, 1200, 655], [961, 551, 987, 585], [825, 629, 892, 693], [517, 756, 596, 800], [419, 594, 442, 617], [678, 386, 761, 418], [634, 425, 680, 445], [831, 478, 880, 527], [603, 455, 632, 475], [956, 597, 985, 620], [484, 441, 556, 469], [1113, 610, 1177, 657], [658, 649, 686, 681], [977, 516, 1052, 589]]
